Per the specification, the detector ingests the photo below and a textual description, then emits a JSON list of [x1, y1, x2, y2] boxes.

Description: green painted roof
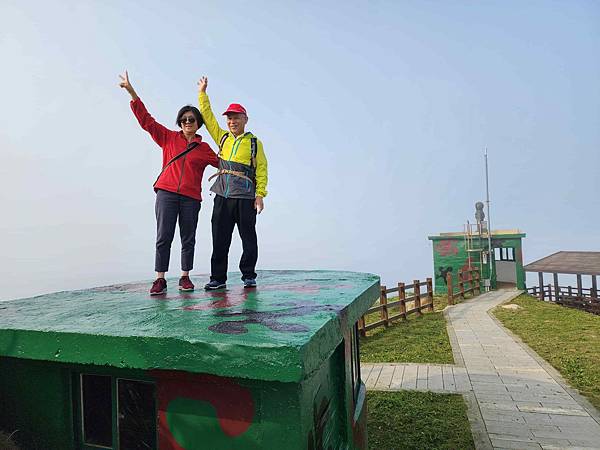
[[0, 270, 379, 382]]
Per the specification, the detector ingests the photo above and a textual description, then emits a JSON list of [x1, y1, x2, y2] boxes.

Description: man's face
[[226, 113, 248, 136]]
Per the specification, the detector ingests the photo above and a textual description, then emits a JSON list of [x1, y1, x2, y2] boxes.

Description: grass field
[[359, 294, 460, 364], [493, 294, 600, 409], [367, 391, 474, 450]]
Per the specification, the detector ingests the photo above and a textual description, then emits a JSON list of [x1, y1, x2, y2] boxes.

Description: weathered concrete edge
[[463, 391, 493, 450], [443, 306, 465, 367], [362, 362, 458, 368], [488, 293, 600, 427]]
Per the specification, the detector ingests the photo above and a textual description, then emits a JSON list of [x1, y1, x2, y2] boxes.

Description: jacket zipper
[[177, 154, 188, 193], [224, 135, 248, 198]]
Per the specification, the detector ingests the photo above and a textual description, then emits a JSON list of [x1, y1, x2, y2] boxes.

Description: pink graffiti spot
[[151, 370, 254, 449], [435, 240, 458, 257]]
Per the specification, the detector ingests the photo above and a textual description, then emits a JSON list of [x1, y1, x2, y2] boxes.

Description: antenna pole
[[485, 148, 493, 286]]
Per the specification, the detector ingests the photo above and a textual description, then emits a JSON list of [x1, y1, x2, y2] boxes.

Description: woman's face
[[180, 112, 199, 134]]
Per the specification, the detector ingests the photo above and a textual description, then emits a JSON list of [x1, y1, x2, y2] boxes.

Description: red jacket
[[131, 98, 219, 201]]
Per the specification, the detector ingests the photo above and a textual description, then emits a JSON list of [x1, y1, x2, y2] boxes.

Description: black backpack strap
[[219, 133, 230, 154], [153, 142, 199, 187], [250, 137, 258, 169]]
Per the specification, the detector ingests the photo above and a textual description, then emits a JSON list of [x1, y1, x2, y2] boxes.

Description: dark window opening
[[81, 374, 113, 448], [118, 379, 157, 450], [78, 374, 156, 450]]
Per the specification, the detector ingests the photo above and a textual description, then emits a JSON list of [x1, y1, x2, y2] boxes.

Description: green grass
[[360, 295, 455, 364], [493, 294, 600, 409], [367, 391, 474, 450]]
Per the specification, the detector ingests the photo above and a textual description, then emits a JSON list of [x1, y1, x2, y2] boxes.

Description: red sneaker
[[179, 276, 195, 291], [150, 278, 167, 295]]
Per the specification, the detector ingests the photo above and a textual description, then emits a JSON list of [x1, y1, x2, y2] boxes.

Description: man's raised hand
[[119, 70, 138, 100], [198, 76, 208, 93]]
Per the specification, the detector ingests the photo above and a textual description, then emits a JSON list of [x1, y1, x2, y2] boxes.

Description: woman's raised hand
[[198, 76, 208, 93], [119, 70, 138, 100]]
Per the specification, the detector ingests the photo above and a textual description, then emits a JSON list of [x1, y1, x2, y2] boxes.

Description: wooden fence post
[[427, 277, 434, 311], [475, 271, 481, 295], [547, 284, 552, 301], [358, 316, 366, 337], [459, 271, 465, 299], [414, 279, 422, 316], [447, 273, 454, 305], [398, 282, 407, 320], [380, 286, 389, 327]]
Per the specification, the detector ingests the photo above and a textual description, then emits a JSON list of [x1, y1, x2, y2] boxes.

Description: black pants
[[210, 195, 258, 283], [155, 189, 201, 273]]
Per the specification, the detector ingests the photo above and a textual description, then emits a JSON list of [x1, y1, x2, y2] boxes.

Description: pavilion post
[[576, 274, 583, 298], [538, 272, 544, 300], [553, 273, 560, 302], [592, 275, 598, 300]]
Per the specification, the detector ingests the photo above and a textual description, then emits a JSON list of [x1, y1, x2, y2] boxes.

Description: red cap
[[222, 103, 247, 115]]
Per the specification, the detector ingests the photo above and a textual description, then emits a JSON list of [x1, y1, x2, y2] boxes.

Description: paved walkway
[[362, 289, 600, 450]]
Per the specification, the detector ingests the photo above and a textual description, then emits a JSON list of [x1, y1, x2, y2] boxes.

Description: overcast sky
[[1, 0, 598, 300]]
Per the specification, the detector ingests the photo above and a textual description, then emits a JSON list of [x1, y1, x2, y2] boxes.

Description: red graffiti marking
[[181, 283, 353, 312], [182, 290, 249, 311], [435, 240, 458, 257], [150, 370, 254, 449]]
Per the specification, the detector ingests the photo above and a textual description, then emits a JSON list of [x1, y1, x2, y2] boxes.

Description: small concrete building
[[0, 270, 379, 450], [428, 229, 526, 294]]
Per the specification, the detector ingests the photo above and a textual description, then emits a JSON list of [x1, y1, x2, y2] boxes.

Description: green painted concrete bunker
[[429, 229, 526, 294], [0, 270, 379, 449]]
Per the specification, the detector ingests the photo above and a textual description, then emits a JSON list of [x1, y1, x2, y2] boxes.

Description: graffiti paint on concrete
[[434, 240, 459, 256], [152, 371, 255, 449]]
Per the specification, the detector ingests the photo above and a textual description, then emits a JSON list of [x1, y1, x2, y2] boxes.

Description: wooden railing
[[526, 284, 599, 315], [358, 278, 433, 337], [527, 284, 598, 301], [447, 268, 481, 306]]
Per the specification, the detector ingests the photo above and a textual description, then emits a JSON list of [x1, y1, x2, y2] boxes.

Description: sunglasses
[[180, 116, 196, 124]]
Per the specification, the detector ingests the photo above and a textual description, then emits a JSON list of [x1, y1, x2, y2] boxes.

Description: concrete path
[[363, 289, 600, 450]]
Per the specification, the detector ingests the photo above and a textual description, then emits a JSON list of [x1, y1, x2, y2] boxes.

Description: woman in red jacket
[[119, 71, 218, 295]]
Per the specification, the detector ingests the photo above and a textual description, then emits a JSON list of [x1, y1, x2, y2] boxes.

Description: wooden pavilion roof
[[524, 251, 600, 276]]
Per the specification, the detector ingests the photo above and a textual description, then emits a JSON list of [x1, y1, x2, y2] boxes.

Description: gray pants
[[155, 189, 201, 273]]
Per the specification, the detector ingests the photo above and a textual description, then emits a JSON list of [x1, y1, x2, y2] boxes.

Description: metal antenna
[[485, 148, 493, 284]]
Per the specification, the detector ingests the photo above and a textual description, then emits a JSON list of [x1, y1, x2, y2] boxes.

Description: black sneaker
[[243, 278, 257, 288], [204, 280, 226, 290]]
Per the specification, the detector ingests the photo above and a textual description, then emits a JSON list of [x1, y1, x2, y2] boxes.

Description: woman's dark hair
[[175, 105, 204, 129]]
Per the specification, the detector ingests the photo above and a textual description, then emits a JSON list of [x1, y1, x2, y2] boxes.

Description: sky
[[1, 0, 599, 301]]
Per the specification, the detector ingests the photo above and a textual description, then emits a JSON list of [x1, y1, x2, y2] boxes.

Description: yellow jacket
[[199, 92, 268, 198]]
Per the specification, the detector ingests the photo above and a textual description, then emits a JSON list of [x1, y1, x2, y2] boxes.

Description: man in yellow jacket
[[198, 76, 268, 289]]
